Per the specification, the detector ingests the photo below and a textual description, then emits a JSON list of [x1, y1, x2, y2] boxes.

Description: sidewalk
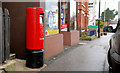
[[42, 33, 113, 71]]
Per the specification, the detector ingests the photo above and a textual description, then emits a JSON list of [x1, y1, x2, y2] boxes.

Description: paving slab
[[0, 60, 16, 71], [15, 59, 47, 71]]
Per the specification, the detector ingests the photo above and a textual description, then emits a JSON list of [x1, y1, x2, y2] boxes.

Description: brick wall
[[78, 1, 89, 32]]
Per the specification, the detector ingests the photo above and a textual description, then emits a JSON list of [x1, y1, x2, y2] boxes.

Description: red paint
[[93, 22, 94, 26], [45, 31, 47, 35], [26, 7, 44, 50], [61, 24, 67, 29]]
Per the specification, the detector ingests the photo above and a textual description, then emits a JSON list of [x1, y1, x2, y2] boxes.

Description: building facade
[[118, 1, 120, 19], [88, 0, 97, 26], [78, 0, 89, 36], [1, 0, 79, 60]]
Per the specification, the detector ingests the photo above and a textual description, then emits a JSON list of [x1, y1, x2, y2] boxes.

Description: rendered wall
[[61, 30, 79, 46], [2, 2, 40, 59], [44, 34, 64, 60]]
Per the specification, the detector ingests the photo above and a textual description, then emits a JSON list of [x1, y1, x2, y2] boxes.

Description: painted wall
[[2, 2, 40, 59], [118, 1, 120, 19], [2, 1, 64, 60], [88, 0, 96, 26], [61, 31, 79, 46]]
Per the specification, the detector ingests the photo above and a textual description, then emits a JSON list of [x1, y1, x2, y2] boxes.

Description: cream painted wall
[[118, 1, 120, 19], [88, 0, 97, 26]]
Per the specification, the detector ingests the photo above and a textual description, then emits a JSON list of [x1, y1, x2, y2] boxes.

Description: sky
[[95, 0, 120, 20]]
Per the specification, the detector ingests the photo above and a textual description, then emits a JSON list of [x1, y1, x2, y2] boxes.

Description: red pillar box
[[26, 7, 44, 68]]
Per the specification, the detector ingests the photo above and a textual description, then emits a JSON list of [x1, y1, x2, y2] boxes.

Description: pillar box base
[[26, 49, 44, 68]]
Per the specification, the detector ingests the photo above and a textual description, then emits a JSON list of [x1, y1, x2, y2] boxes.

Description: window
[[45, 0, 59, 36], [70, 0, 77, 30], [89, 3, 93, 5], [61, 2, 68, 31]]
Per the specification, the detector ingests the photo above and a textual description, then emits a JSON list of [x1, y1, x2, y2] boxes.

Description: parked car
[[108, 20, 120, 73], [103, 26, 113, 32]]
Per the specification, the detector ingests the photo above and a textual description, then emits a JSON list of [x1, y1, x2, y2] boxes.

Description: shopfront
[[1, 0, 79, 60], [2, 0, 64, 60], [44, 0, 64, 60], [45, 1, 59, 36], [43, 0, 79, 59], [60, 0, 79, 46]]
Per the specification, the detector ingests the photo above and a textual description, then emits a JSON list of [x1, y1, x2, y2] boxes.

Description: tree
[[101, 8, 118, 23], [96, 20, 104, 28]]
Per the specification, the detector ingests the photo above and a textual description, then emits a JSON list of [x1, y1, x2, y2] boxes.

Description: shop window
[[45, 0, 59, 36], [70, 0, 77, 30], [61, 2, 68, 31]]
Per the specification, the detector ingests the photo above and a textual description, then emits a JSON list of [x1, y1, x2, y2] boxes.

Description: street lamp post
[[98, 0, 101, 38]]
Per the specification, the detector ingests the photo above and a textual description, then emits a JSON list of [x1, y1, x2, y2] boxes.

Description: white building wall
[[118, 1, 120, 19], [88, 0, 96, 26]]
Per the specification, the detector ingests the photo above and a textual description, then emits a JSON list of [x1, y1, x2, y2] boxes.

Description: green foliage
[[101, 8, 118, 22], [80, 32, 97, 41], [80, 35, 98, 41], [81, 32, 90, 37], [80, 37, 92, 41], [96, 20, 104, 28], [91, 35, 98, 40]]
